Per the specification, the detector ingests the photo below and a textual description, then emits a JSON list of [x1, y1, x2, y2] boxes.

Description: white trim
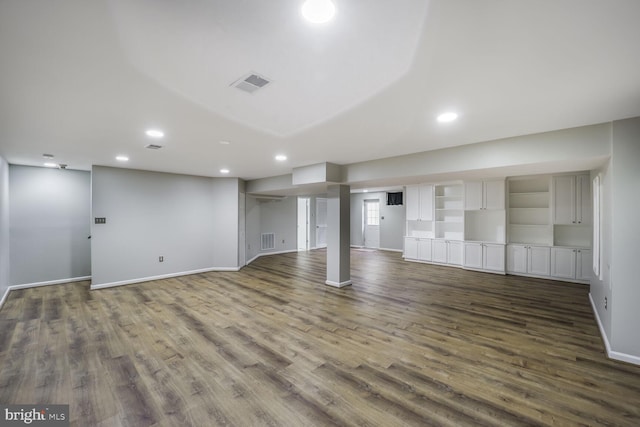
[[90, 267, 240, 290], [245, 249, 298, 266], [10, 276, 91, 290], [325, 280, 352, 288], [589, 293, 640, 366], [379, 247, 403, 253], [0, 276, 91, 310]]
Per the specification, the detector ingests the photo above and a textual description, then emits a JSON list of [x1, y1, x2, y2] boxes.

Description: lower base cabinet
[[433, 239, 463, 266], [464, 243, 505, 272], [507, 245, 551, 276], [404, 237, 432, 262], [550, 247, 592, 281]]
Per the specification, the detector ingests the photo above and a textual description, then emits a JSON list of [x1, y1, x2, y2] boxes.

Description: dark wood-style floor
[[1, 249, 640, 426]]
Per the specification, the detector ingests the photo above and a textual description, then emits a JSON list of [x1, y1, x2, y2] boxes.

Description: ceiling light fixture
[[301, 0, 336, 24], [145, 129, 164, 138], [116, 155, 129, 162], [220, 168, 230, 174], [437, 112, 458, 123], [44, 162, 57, 168], [219, 140, 231, 145], [275, 154, 287, 161]]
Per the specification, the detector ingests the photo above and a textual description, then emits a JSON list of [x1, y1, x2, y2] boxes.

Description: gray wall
[[350, 191, 405, 251], [0, 156, 9, 296], [259, 196, 297, 254], [610, 117, 640, 357], [245, 195, 261, 262], [9, 165, 91, 285], [91, 166, 240, 287]]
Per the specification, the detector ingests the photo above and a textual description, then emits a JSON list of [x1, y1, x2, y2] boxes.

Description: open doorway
[[297, 197, 310, 251], [363, 199, 380, 249]]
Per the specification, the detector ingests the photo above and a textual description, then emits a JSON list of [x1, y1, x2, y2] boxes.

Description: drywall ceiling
[[1, 0, 639, 182]]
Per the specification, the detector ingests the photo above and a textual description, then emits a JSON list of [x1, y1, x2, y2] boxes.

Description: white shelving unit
[[508, 177, 552, 246], [435, 183, 464, 240]]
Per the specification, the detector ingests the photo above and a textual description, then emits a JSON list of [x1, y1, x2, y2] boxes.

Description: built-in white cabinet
[[553, 175, 591, 225], [464, 242, 505, 272], [404, 237, 432, 262], [432, 239, 463, 266], [550, 247, 592, 282], [507, 244, 551, 276], [406, 185, 433, 221], [464, 180, 505, 210]]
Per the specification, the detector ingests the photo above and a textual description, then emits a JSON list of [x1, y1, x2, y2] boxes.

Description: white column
[[326, 184, 351, 288]]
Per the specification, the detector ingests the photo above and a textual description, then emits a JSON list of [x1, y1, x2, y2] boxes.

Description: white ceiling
[[1, 0, 639, 182]]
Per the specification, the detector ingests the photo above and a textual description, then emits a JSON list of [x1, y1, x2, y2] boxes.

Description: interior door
[[363, 199, 380, 249], [316, 198, 327, 248]]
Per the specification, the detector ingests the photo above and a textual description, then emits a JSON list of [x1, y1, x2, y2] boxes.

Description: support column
[[326, 184, 351, 288]]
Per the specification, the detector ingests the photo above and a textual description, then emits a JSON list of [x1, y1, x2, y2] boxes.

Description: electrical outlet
[[159, 256, 164, 262], [604, 296, 607, 310]]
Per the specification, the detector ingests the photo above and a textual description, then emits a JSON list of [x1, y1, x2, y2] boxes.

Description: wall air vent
[[145, 144, 163, 150], [261, 233, 275, 250], [232, 73, 271, 94]]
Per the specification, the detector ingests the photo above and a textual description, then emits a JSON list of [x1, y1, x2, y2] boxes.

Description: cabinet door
[[432, 240, 447, 263], [551, 248, 577, 279], [417, 239, 432, 262], [507, 245, 528, 273], [405, 186, 420, 221], [576, 249, 592, 281], [404, 237, 418, 259], [484, 180, 505, 210], [448, 241, 464, 266], [418, 185, 434, 220], [483, 244, 505, 272], [553, 176, 576, 224], [528, 246, 551, 276], [576, 175, 591, 225], [464, 181, 483, 210], [463, 242, 483, 269]]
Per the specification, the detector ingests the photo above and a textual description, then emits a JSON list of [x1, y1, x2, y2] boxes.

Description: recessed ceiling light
[[219, 140, 231, 145], [116, 155, 129, 162], [437, 112, 458, 123], [44, 162, 57, 168], [301, 0, 336, 24], [363, 190, 369, 193], [275, 154, 287, 161], [220, 168, 230, 174], [145, 129, 164, 138]]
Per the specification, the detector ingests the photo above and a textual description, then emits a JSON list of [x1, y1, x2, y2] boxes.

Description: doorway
[[363, 199, 380, 249], [297, 197, 310, 251]]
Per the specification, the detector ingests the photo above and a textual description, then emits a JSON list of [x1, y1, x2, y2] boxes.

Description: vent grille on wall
[[232, 73, 271, 94], [261, 233, 275, 250], [145, 144, 163, 150]]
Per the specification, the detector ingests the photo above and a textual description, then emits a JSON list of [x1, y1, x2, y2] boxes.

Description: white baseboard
[[379, 247, 403, 253], [0, 276, 91, 311], [9, 276, 91, 290], [325, 280, 352, 288], [589, 293, 640, 366], [245, 249, 298, 266], [90, 267, 240, 290]]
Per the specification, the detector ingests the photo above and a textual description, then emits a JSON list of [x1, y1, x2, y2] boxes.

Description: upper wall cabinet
[[464, 180, 505, 210], [553, 175, 591, 225], [406, 185, 433, 221]]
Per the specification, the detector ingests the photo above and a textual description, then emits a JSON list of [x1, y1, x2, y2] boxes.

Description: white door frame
[[297, 197, 310, 251]]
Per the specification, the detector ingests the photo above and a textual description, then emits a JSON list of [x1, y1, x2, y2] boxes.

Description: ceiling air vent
[[145, 144, 163, 150], [231, 73, 271, 94]]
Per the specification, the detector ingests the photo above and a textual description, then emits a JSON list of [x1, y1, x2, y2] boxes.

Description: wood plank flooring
[[1, 249, 640, 426]]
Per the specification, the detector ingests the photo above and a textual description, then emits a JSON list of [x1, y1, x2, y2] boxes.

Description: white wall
[[91, 166, 240, 288], [350, 191, 405, 251], [0, 156, 10, 298], [9, 165, 91, 285], [610, 117, 640, 359]]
